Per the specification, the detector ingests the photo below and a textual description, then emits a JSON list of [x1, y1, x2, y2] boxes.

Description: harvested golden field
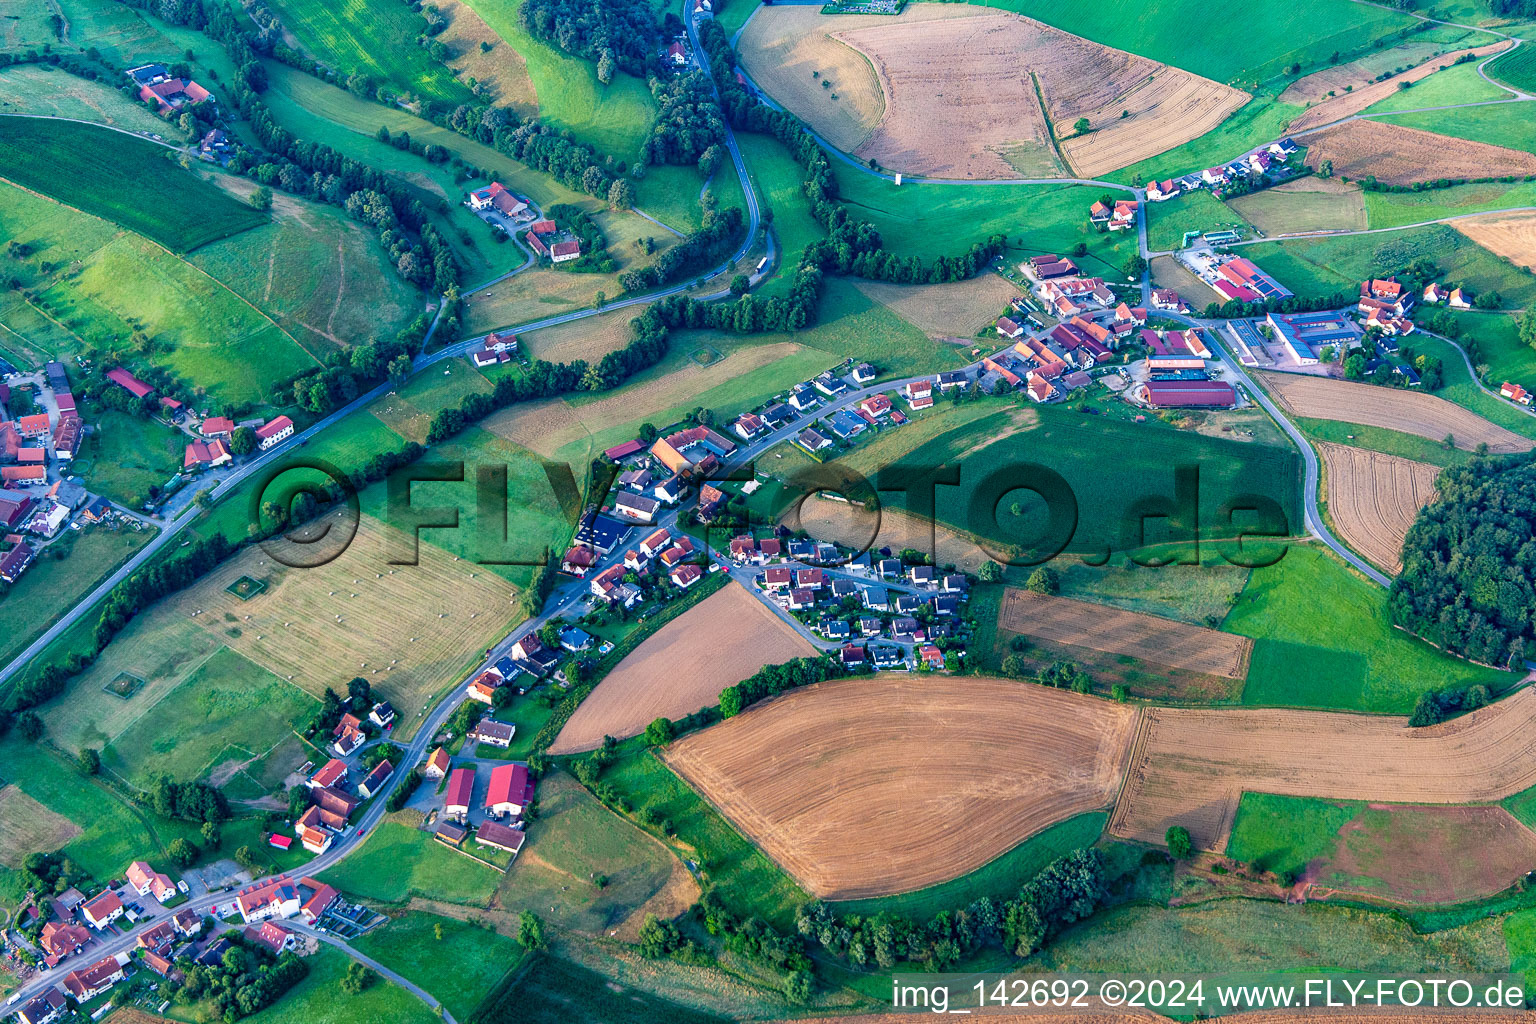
[[1317, 442, 1440, 574], [853, 274, 1019, 337], [735, 3, 900, 152], [1285, 42, 1510, 128], [0, 785, 80, 865], [519, 308, 645, 366], [437, 0, 537, 117], [790, 501, 994, 573], [1057, 72, 1247, 180], [549, 585, 818, 754], [1455, 211, 1536, 270], [1300, 118, 1536, 186], [664, 677, 1139, 898], [480, 396, 588, 459], [1260, 370, 1534, 453], [1109, 686, 1536, 851], [832, 7, 1243, 179], [1000, 588, 1253, 679], [177, 514, 521, 734]]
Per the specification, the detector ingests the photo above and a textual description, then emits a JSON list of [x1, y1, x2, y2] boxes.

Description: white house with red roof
[[126, 860, 177, 902], [308, 757, 348, 790], [61, 953, 127, 1001], [255, 415, 295, 450], [235, 877, 301, 923], [858, 394, 892, 418], [81, 890, 124, 928], [445, 767, 475, 821], [466, 182, 529, 218], [485, 762, 535, 818], [1501, 382, 1531, 406], [670, 563, 703, 589], [904, 379, 934, 410]]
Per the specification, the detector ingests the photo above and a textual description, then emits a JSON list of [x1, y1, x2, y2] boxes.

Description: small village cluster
[[1143, 137, 1300, 204], [100, 367, 295, 476], [465, 183, 581, 263]]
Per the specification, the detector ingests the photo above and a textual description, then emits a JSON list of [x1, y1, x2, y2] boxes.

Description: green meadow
[[353, 912, 524, 1022], [1371, 102, 1536, 157], [0, 63, 168, 132], [318, 819, 504, 904], [1362, 61, 1511, 114], [1146, 189, 1251, 251]]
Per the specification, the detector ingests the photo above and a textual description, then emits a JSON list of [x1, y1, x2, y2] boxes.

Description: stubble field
[[1109, 686, 1536, 851], [549, 585, 819, 754], [1260, 371, 1535, 453], [1317, 441, 1440, 574], [852, 274, 1020, 338], [1454, 211, 1536, 270], [1301, 119, 1536, 185], [663, 677, 1139, 899], [0, 785, 80, 866], [999, 589, 1253, 678]]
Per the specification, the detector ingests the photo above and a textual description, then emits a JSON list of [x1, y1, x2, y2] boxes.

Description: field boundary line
[[98, 644, 225, 750], [1105, 708, 1154, 840]]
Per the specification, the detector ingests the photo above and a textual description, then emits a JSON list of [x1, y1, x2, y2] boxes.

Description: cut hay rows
[[1286, 42, 1511, 131], [1455, 211, 1536, 270], [1317, 441, 1440, 574], [831, 7, 1243, 179], [1259, 370, 1534, 453], [999, 588, 1253, 679], [1299, 118, 1536, 186], [1109, 687, 1536, 851], [0, 785, 81, 866], [664, 677, 1139, 899], [549, 585, 818, 754], [174, 514, 522, 726]]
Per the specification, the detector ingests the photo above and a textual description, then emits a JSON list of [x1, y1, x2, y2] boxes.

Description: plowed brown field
[[1317, 442, 1440, 574], [828, 7, 1244, 179], [1455, 211, 1536, 270], [1259, 370, 1534, 453], [999, 589, 1253, 679], [1300, 119, 1536, 186], [664, 677, 1139, 898], [1109, 687, 1536, 851], [549, 585, 817, 754], [1287, 42, 1512, 131]]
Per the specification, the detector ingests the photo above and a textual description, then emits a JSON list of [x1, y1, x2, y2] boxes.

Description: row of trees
[[717, 656, 853, 718], [1390, 452, 1536, 668], [287, 312, 432, 415], [617, 206, 744, 293]]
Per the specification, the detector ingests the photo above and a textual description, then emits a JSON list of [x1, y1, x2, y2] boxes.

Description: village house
[[15, 987, 68, 1024], [919, 645, 946, 670], [126, 861, 177, 902], [852, 362, 877, 384], [485, 762, 535, 818], [136, 73, 212, 112], [424, 747, 452, 780], [787, 587, 816, 611], [308, 757, 348, 790], [733, 412, 766, 441], [369, 700, 396, 729], [1358, 277, 1413, 318], [255, 415, 295, 450], [995, 316, 1025, 339], [658, 536, 695, 568], [476, 821, 526, 855], [551, 240, 581, 263], [612, 490, 660, 524], [1449, 287, 1473, 310], [1146, 179, 1181, 201], [445, 767, 475, 822], [671, 563, 704, 589], [788, 384, 820, 412], [245, 921, 297, 956], [1423, 282, 1447, 304], [796, 428, 831, 453], [39, 920, 90, 962], [358, 758, 393, 798], [81, 891, 124, 929], [858, 394, 892, 419], [62, 954, 128, 1002], [904, 379, 934, 410], [466, 182, 529, 218], [650, 424, 736, 476], [235, 877, 301, 923], [1502, 382, 1532, 405], [696, 483, 727, 520], [820, 618, 852, 640], [469, 719, 515, 748], [183, 438, 232, 472], [1109, 200, 1138, 231], [1151, 289, 1188, 314]]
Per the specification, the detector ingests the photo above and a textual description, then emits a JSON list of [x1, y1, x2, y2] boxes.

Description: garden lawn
[[0, 117, 264, 251], [0, 736, 203, 881], [102, 646, 317, 791], [833, 813, 1106, 921], [318, 819, 502, 904], [0, 524, 153, 669], [353, 912, 524, 1022], [1242, 224, 1536, 308], [1365, 180, 1536, 229], [235, 945, 442, 1024], [74, 409, 184, 508], [1147, 189, 1251, 251], [1225, 544, 1511, 712], [262, 0, 472, 105]]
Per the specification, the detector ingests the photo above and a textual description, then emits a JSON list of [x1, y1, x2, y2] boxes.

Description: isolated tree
[[1165, 825, 1193, 860], [784, 969, 813, 1003], [1072, 116, 1091, 134], [340, 963, 377, 994], [201, 821, 222, 849], [434, 922, 446, 941], [607, 177, 635, 211], [387, 354, 412, 386], [977, 560, 1002, 582], [250, 185, 273, 211], [596, 47, 616, 85], [643, 717, 674, 746], [78, 748, 100, 775], [167, 838, 198, 869], [17, 711, 44, 742], [518, 910, 546, 951], [729, 274, 750, 297], [1025, 566, 1059, 595]]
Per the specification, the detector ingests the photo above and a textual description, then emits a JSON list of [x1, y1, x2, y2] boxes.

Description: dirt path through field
[[1110, 687, 1536, 851]]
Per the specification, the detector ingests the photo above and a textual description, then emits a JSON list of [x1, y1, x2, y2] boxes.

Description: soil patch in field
[[1455, 211, 1536, 270], [1149, 255, 1209, 296], [1317, 441, 1440, 574], [829, 7, 1244, 179], [1109, 687, 1536, 851], [549, 585, 817, 753], [1285, 42, 1511, 129], [1300, 118, 1536, 186], [1304, 804, 1536, 905], [664, 676, 1138, 899], [1259, 370, 1534, 453], [852, 274, 1020, 337], [999, 589, 1253, 678], [0, 784, 81, 866]]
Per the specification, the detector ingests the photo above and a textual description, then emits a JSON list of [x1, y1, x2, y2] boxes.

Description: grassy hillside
[[0, 64, 168, 131], [1370, 103, 1536, 156], [0, 116, 265, 251]]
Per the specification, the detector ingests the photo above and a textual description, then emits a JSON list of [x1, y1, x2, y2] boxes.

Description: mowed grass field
[[101, 646, 317, 792], [1228, 178, 1366, 236], [0, 181, 321, 407], [70, 409, 183, 508], [1147, 189, 1251, 251], [1363, 61, 1511, 113], [236, 945, 442, 1024], [1363, 179, 1536, 230], [262, 0, 473, 106], [0, 117, 265, 251], [1243, 224, 1536, 309], [0, 64, 166, 132], [1370, 102, 1536, 157], [1224, 544, 1511, 712], [319, 817, 503, 905], [353, 912, 524, 1022]]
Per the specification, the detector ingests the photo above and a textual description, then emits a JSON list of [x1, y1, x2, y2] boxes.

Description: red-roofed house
[[0, 541, 35, 582], [309, 758, 348, 789], [81, 890, 124, 929], [255, 415, 294, 450], [245, 921, 296, 955], [184, 438, 232, 471], [550, 240, 581, 263], [858, 394, 892, 418], [15, 986, 67, 1024], [106, 367, 154, 399], [467, 182, 529, 218], [62, 954, 126, 1001], [16, 413, 48, 437], [299, 880, 339, 922], [1502, 382, 1531, 406], [235, 877, 300, 923], [904, 378, 934, 410], [39, 920, 90, 960], [139, 77, 211, 111], [475, 821, 526, 855], [126, 861, 177, 902], [424, 747, 452, 779], [445, 767, 475, 821], [670, 563, 703, 589], [201, 416, 235, 437], [173, 908, 203, 936], [485, 762, 534, 817], [995, 316, 1025, 339], [524, 230, 550, 257]]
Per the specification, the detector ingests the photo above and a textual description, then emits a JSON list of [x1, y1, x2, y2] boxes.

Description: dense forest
[[1488, 0, 1536, 16], [519, 0, 669, 77], [1389, 453, 1536, 668], [644, 72, 728, 167]]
